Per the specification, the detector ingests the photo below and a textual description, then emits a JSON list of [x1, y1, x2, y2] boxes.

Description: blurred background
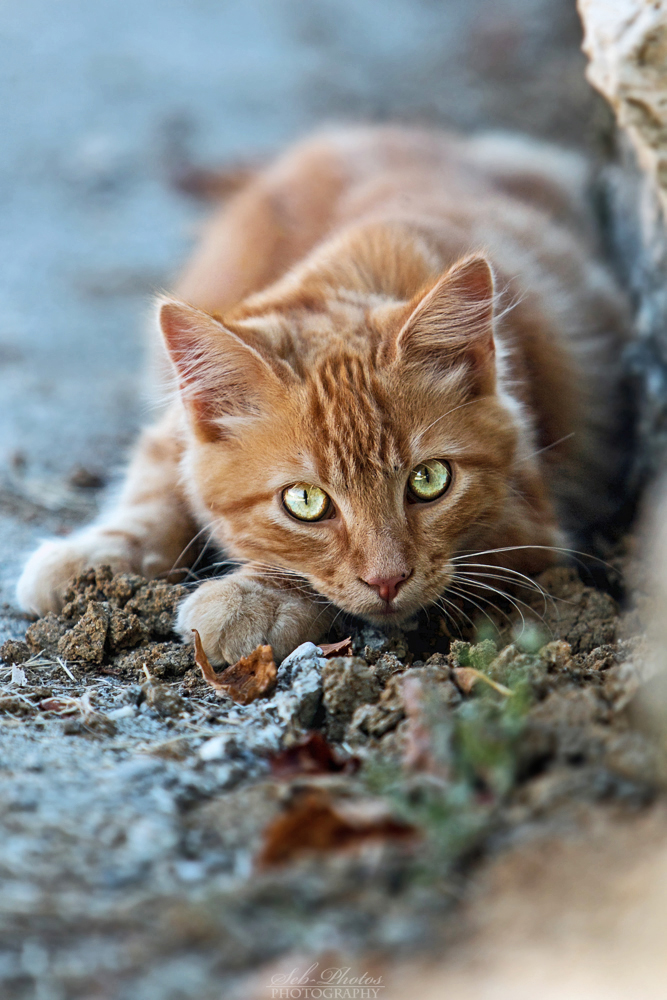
[[0, 1, 608, 632]]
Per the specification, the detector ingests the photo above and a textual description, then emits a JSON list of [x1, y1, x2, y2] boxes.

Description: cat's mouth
[[357, 599, 418, 625]]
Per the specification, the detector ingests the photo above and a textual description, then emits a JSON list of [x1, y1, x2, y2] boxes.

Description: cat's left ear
[[391, 254, 496, 394], [158, 298, 285, 442]]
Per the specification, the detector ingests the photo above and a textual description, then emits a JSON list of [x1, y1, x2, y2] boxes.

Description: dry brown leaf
[[257, 789, 417, 867], [192, 630, 277, 705], [38, 697, 79, 715], [453, 666, 479, 695], [318, 637, 353, 657], [453, 666, 512, 696], [269, 731, 359, 778]]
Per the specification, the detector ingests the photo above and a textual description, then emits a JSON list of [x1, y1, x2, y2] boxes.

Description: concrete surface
[[0, 0, 604, 639]]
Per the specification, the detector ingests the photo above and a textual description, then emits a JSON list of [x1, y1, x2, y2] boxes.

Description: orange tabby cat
[[17, 127, 629, 663]]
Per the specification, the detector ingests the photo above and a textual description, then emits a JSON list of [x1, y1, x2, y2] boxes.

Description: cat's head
[[159, 255, 537, 625]]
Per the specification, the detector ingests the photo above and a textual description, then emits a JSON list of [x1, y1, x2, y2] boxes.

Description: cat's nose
[[362, 571, 412, 604]]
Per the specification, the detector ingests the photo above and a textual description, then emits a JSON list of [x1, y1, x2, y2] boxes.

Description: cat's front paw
[[16, 529, 140, 616], [176, 574, 329, 665]]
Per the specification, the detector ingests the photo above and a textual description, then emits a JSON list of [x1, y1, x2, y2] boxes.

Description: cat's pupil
[[408, 460, 451, 502], [282, 482, 331, 521]]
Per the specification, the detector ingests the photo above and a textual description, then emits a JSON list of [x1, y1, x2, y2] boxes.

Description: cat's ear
[[158, 298, 282, 442], [392, 255, 496, 394]]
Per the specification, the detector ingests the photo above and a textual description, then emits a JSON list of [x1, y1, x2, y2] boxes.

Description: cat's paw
[[176, 574, 329, 665], [16, 528, 141, 616]]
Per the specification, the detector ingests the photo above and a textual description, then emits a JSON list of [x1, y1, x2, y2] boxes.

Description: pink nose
[[362, 572, 411, 604]]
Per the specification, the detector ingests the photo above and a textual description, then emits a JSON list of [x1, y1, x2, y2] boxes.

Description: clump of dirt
[[523, 565, 619, 653], [14, 564, 194, 678]]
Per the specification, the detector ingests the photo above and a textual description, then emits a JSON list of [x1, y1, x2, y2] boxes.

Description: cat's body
[[18, 127, 629, 663]]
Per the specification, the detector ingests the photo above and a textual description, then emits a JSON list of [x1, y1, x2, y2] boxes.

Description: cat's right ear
[[389, 255, 497, 396], [158, 298, 283, 442]]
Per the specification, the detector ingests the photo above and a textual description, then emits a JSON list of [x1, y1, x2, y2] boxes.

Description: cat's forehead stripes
[[306, 351, 409, 485], [234, 292, 388, 365]]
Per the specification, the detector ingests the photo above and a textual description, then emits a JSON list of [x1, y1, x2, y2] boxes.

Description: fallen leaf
[[38, 697, 79, 715], [453, 666, 512, 697], [269, 731, 359, 778], [318, 637, 353, 657], [257, 789, 417, 867], [193, 630, 277, 705]]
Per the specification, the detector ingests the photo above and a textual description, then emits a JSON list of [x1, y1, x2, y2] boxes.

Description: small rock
[[25, 614, 70, 657], [276, 642, 323, 688], [409, 668, 461, 705], [424, 652, 449, 669], [118, 685, 143, 706], [348, 672, 407, 741], [322, 656, 380, 741], [10, 665, 27, 686], [272, 642, 325, 731], [179, 668, 207, 695], [198, 733, 239, 762], [62, 713, 117, 737], [108, 609, 149, 652], [580, 644, 619, 672], [539, 640, 573, 672], [354, 624, 409, 664], [142, 680, 186, 717], [115, 642, 194, 679], [57, 601, 110, 665], [372, 652, 406, 685], [107, 704, 137, 721]]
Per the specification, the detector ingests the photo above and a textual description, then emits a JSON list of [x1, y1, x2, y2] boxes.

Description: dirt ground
[[1, 553, 665, 998]]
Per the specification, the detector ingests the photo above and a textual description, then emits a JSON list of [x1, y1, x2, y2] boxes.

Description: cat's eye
[[282, 483, 331, 521], [407, 459, 452, 502]]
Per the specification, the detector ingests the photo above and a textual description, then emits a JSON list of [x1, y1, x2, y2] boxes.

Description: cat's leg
[[176, 568, 334, 665], [17, 407, 197, 615]]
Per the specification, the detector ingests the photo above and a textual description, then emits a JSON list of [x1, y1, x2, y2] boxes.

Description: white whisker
[[434, 594, 475, 630], [450, 543, 615, 573], [517, 432, 575, 465], [452, 566, 554, 615], [444, 584, 501, 634], [416, 398, 485, 441], [452, 577, 544, 635], [446, 582, 516, 631]]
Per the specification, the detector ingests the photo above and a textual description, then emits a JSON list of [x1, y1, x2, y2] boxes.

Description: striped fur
[[18, 126, 629, 664]]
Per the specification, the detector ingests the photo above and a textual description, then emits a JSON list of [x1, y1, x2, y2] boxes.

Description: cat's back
[[175, 124, 595, 315], [304, 124, 592, 230]]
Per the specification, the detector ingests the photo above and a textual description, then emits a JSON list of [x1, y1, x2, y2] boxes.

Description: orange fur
[[18, 127, 629, 663]]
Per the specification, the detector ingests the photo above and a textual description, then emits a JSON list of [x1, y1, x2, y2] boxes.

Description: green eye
[[282, 483, 331, 521], [407, 460, 452, 502]]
